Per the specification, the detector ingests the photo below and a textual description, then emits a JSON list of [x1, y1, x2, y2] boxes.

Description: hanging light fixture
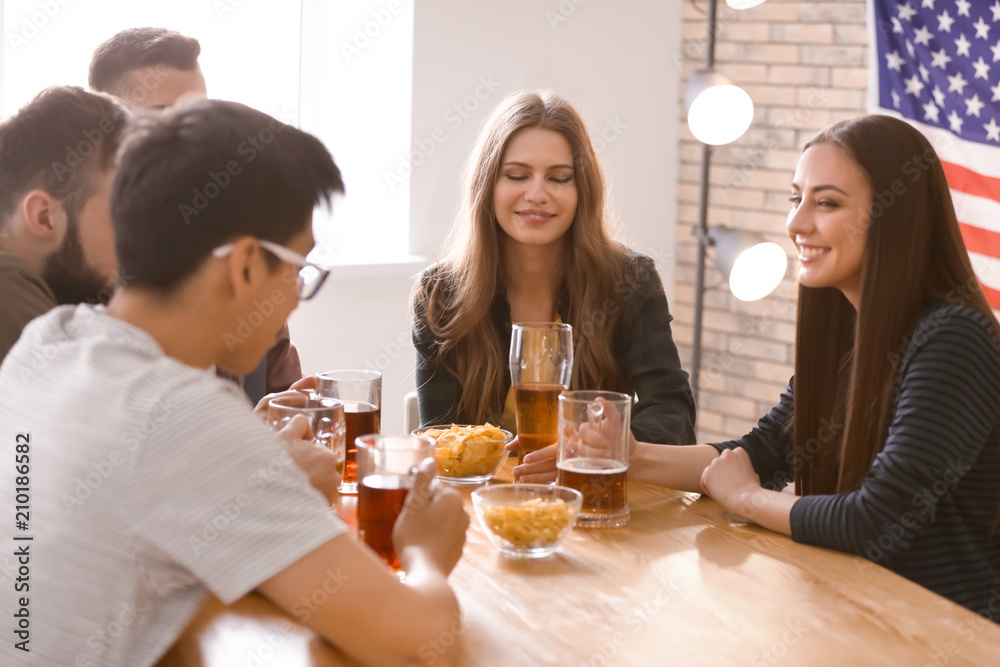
[[684, 70, 754, 145], [705, 226, 787, 302], [726, 0, 769, 9], [686, 0, 782, 400]]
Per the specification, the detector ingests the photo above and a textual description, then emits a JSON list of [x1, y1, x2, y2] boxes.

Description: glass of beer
[[267, 393, 346, 480], [356, 434, 434, 573], [509, 322, 573, 481], [556, 391, 631, 528], [317, 369, 382, 495]]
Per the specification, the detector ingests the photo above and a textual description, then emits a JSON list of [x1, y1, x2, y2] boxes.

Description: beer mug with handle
[[556, 390, 631, 528]]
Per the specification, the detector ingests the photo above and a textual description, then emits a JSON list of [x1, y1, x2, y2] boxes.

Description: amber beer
[[343, 401, 381, 486], [358, 474, 409, 571], [317, 370, 382, 495], [557, 458, 627, 516], [514, 383, 563, 463]]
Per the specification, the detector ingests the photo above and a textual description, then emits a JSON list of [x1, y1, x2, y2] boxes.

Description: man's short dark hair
[[89, 27, 201, 97], [0, 86, 130, 228], [112, 100, 344, 291]]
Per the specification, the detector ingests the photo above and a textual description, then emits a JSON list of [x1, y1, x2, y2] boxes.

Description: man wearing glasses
[[0, 100, 469, 667]]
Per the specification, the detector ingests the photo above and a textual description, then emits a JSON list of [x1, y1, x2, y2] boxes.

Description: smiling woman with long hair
[[518, 114, 1000, 615], [412, 90, 696, 465]]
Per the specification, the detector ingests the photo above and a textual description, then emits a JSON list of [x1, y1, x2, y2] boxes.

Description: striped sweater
[[715, 302, 1000, 616]]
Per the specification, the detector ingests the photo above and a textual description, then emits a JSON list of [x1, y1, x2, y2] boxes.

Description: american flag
[[869, 0, 1000, 306]]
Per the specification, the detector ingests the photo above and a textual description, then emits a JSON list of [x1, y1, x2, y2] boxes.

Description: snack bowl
[[472, 484, 582, 559], [413, 424, 513, 485]]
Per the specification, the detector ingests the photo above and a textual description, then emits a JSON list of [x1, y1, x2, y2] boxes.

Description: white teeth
[[799, 246, 828, 258]]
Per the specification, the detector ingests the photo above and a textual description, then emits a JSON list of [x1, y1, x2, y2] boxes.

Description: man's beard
[[41, 212, 114, 306]]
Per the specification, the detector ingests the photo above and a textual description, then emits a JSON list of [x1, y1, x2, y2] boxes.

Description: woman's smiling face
[[493, 127, 578, 250], [787, 141, 873, 308]]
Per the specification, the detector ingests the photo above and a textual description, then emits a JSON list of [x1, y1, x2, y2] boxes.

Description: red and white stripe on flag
[[867, 0, 1000, 308]]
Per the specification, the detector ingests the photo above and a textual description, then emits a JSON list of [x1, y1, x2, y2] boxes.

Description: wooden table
[[160, 465, 1000, 666]]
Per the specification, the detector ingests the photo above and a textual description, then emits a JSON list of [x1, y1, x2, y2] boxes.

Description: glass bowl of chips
[[413, 424, 514, 485], [471, 484, 582, 559]]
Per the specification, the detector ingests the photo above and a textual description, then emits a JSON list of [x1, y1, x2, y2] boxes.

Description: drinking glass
[[317, 369, 382, 495], [267, 393, 346, 481], [509, 322, 573, 481], [556, 390, 631, 528], [356, 434, 434, 573]]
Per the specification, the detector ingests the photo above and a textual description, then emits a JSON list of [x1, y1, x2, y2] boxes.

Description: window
[[1, 0, 414, 265], [299, 0, 414, 265]]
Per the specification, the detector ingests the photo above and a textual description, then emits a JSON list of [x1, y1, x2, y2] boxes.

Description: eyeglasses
[[212, 238, 331, 301]]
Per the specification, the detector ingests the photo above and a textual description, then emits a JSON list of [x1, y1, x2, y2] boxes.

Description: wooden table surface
[[159, 464, 1000, 666]]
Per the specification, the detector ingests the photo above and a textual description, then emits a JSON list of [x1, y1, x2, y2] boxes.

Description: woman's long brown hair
[[413, 91, 636, 423], [793, 115, 1000, 495]]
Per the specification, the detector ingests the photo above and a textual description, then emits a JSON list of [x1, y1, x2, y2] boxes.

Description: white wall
[[291, 0, 682, 434], [409, 0, 682, 288]]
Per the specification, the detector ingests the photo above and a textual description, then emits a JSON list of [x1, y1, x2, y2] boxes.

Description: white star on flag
[[991, 1, 1000, 22], [985, 118, 1000, 142], [948, 109, 964, 132], [965, 93, 985, 117], [974, 17, 991, 40], [956, 33, 972, 57], [992, 41, 1000, 62], [938, 9, 955, 32], [948, 70, 969, 93], [914, 25, 934, 45], [932, 47, 953, 68], [921, 0, 935, 9], [920, 63, 931, 81], [956, 0, 971, 18], [899, 2, 918, 21], [992, 81, 1000, 101], [892, 90, 902, 108], [924, 100, 941, 122], [973, 57, 991, 80], [933, 85, 946, 105], [887, 50, 906, 70], [905, 73, 926, 96]]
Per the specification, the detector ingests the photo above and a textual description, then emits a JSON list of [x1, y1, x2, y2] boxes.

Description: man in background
[[89, 27, 302, 401], [0, 86, 130, 364], [88, 26, 207, 110]]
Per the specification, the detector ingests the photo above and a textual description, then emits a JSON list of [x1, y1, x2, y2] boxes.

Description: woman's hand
[[252, 375, 318, 420], [699, 447, 763, 518], [510, 442, 558, 483]]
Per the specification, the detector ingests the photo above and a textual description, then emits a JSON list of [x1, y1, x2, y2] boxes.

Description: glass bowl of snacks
[[413, 423, 514, 485], [471, 484, 582, 558]]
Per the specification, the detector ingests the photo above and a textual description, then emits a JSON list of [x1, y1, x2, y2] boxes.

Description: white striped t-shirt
[[0, 305, 344, 667]]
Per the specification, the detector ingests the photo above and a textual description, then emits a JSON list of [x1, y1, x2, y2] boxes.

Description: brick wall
[[674, 0, 869, 442]]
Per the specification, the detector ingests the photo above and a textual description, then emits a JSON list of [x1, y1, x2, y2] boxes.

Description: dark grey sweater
[[715, 302, 1000, 617]]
